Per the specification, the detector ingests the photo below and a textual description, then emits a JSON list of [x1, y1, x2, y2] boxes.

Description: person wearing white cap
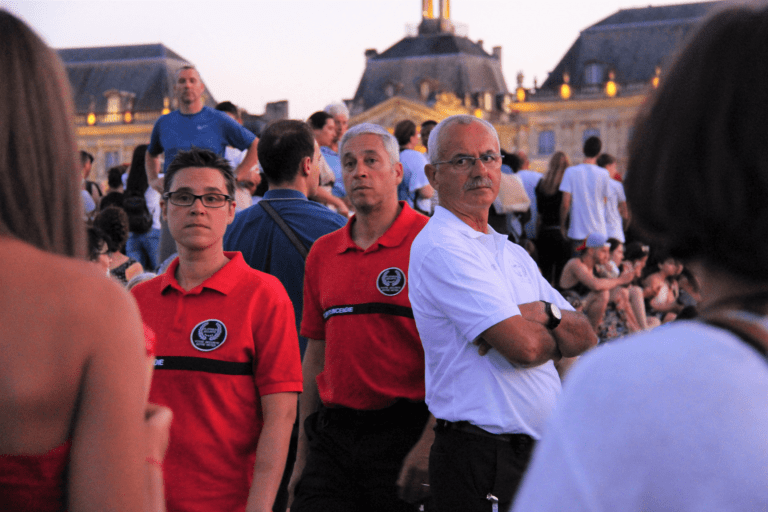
[[559, 232, 635, 332]]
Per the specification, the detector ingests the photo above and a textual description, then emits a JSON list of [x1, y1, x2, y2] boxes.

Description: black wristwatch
[[542, 301, 562, 330]]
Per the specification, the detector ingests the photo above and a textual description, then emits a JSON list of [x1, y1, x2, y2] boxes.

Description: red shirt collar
[[334, 201, 419, 254], [159, 251, 246, 296]]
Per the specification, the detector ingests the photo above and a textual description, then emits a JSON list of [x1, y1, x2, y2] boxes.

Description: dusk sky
[[4, 0, 719, 119]]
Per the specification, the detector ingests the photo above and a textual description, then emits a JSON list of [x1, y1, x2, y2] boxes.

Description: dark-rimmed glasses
[[163, 191, 232, 208]]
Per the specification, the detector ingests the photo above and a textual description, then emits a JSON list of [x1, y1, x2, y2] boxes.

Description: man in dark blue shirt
[[223, 119, 346, 512], [224, 120, 346, 358]]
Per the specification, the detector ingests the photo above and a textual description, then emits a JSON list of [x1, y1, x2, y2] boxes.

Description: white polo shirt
[[559, 163, 611, 240], [409, 206, 573, 438]]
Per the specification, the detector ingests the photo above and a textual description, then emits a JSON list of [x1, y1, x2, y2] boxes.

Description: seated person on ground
[[642, 252, 685, 324], [559, 233, 635, 333]]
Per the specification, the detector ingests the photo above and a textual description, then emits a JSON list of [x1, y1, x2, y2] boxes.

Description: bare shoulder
[[0, 238, 142, 349]]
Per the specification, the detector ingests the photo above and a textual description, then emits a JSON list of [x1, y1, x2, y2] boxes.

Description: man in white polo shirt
[[559, 136, 611, 246], [409, 114, 596, 512]]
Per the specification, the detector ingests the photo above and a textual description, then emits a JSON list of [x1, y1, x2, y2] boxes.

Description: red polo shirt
[[132, 252, 302, 512], [301, 203, 428, 410]]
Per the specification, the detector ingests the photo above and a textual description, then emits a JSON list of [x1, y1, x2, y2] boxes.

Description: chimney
[[492, 46, 502, 61]]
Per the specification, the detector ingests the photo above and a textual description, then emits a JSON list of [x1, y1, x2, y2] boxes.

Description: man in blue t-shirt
[[145, 65, 259, 261], [145, 66, 258, 193]]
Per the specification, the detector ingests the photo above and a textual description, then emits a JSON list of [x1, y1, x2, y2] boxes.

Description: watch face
[[551, 304, 562, 320]]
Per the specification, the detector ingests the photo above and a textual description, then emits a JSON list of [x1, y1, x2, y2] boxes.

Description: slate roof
[[352, 33, 508, 111], [58, 43, 216, 114], [540, 1, 720, 91]]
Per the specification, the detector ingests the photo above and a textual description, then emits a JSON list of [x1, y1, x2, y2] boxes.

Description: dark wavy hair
[[0, 11, 83, 257], [93, 206, 130, 252], [625, 5, 768, 280]]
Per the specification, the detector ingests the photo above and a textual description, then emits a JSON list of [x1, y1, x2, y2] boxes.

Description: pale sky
[[3, 0, 716, 120]]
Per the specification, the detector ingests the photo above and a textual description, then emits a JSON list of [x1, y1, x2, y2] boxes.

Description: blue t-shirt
[[320, 146, 345, 198], [148, 106, 256, 173], [223, 189, 347, 358]]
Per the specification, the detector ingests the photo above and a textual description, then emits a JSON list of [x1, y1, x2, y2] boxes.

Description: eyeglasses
[[432, 153, 502, 171], [163, 191, 232, 208]]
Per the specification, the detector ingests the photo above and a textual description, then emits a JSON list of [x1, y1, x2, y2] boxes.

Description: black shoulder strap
[[259, 200, 309, 260]]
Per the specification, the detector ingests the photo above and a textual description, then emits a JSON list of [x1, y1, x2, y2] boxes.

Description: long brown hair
[[539, 151, 570, 196], [0, 11, 84, 257]]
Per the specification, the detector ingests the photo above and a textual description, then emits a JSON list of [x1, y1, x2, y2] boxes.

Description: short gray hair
[[427, 115, 499, 164], [324, 103, 350, 119], [174, 64, 199, 81], [339, 123, 400, 165]]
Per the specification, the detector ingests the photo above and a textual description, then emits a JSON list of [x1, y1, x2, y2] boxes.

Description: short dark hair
[[215, 101, 238, 117], [164, 148, 235, 197], [583, 136, 601, 158], [502, 151, 522, 173], [307, 111, 334, 131], [394, 120, 416, 147], [421, 120, 438, 149], [596, 153, 616, 168], [80, 150, 94, 165], [624, 241, 650, 263], [257, 120, 315, 186], [625, 5, 768, 280], [607, 237, 623, 253], [107, 165, 126, 189]]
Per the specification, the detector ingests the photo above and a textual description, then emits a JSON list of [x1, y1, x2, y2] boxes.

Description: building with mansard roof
[[352, 1, 721, 172], [58, 43, 207, 180], [350, 0, 515, 132], [508, 1, 720, 172]]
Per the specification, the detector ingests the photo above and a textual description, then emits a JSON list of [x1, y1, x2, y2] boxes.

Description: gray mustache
[[463, 177, 494, 191]]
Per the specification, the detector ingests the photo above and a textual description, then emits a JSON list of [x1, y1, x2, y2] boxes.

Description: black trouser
[[292, 400, 430, 512], [429, 420, 535, 512]]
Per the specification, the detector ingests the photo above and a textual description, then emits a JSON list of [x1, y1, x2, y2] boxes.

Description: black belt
[[322, 400, 428, 424], [436, 419, 535, 447]]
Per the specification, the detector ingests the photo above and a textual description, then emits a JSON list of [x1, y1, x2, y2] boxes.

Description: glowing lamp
[[560, 72, 571, 100]]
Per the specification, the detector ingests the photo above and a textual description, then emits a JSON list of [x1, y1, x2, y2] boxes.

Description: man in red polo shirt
[[289, 123, 434, 512], [131, 148, 302, 512]]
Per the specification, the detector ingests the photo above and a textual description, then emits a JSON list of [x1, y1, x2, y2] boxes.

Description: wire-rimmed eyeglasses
[[432, 153, 502, 171]]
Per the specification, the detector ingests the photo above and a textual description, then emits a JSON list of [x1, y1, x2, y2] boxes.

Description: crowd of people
[[2, 3, 768, 512]]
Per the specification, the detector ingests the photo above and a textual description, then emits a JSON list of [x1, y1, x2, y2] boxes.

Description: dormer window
[[483, 91, 493, 111], [106, 94, 121, 114], [584, 63, 605, 86]]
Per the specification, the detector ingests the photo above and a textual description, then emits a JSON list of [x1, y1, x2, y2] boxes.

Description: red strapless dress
[[0, 441, 70, 512]]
